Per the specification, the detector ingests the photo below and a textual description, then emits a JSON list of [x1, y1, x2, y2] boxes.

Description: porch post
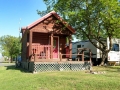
[[50, 33, 53, 59], [89, 49, 92, 62], [69, 34, 72, 58], [82, 51, 84, 61], [29, 31, 32, 61]]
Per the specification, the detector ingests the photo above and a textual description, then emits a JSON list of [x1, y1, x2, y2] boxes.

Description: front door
[[53, 37, 59, 58]]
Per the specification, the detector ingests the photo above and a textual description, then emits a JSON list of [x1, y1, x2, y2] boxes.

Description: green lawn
[[0, 65, 120, 90]]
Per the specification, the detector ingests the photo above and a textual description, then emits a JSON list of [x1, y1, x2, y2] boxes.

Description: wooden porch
[[30, 44, 92, 62], [29, 43, 72, 61], [21, 47, 92, 73]]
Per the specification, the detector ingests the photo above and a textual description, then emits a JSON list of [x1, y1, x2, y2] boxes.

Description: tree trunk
[[10, 56, 13, 63], [100, 51, 108, 66]]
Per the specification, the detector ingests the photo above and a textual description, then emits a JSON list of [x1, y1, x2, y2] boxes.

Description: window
[[53, 39, 56, 48], [77, 45, 81, 48], [111, 44, 119, 51]]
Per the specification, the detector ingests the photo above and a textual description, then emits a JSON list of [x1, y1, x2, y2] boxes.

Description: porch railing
[[30, 45, 92, 62], [32, 44, 51, 59]]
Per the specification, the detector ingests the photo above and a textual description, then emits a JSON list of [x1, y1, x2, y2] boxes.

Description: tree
[[0, 35, 21, 62], [38, 0, 120, 65]]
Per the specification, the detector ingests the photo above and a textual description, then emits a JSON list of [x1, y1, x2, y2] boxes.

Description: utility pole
[[19, 18, 21, 39]]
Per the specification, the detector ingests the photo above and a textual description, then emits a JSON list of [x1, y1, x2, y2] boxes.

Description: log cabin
[[21, 11, 91, 72]]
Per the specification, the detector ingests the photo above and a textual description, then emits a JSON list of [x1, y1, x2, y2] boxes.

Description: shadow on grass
[[5, 65, 31, 73]]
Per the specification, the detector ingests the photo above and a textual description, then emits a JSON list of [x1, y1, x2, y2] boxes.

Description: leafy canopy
[[0, 35, 21, 58], [38, 0, 120, 40]]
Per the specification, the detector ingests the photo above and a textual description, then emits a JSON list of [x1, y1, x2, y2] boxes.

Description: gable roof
[[21, 11, 75, 33]]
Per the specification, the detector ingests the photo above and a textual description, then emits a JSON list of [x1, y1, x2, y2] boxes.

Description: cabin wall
[[31, 23, 53, 33], [21, 32, 28, 62], [32, 32, 49, 45], [30, 16, 71, 35], [30, 17, 55, 33]]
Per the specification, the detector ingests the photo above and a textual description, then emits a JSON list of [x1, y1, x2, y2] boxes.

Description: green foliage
[[0, 35, 21, 60], [39, 0, 120, 39]]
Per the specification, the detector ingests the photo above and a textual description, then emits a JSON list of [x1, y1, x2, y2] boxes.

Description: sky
[[0, 0, 46, 37], [0, 0, 47, 57]]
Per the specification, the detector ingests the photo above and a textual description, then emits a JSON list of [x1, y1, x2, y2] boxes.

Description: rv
[[72, 38, 120, 65]]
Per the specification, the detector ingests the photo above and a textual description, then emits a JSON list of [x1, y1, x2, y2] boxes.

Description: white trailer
[[72, 38, 120, 65]]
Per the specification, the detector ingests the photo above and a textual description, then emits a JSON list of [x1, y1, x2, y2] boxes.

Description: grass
[[0, 65, 120, 90]]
